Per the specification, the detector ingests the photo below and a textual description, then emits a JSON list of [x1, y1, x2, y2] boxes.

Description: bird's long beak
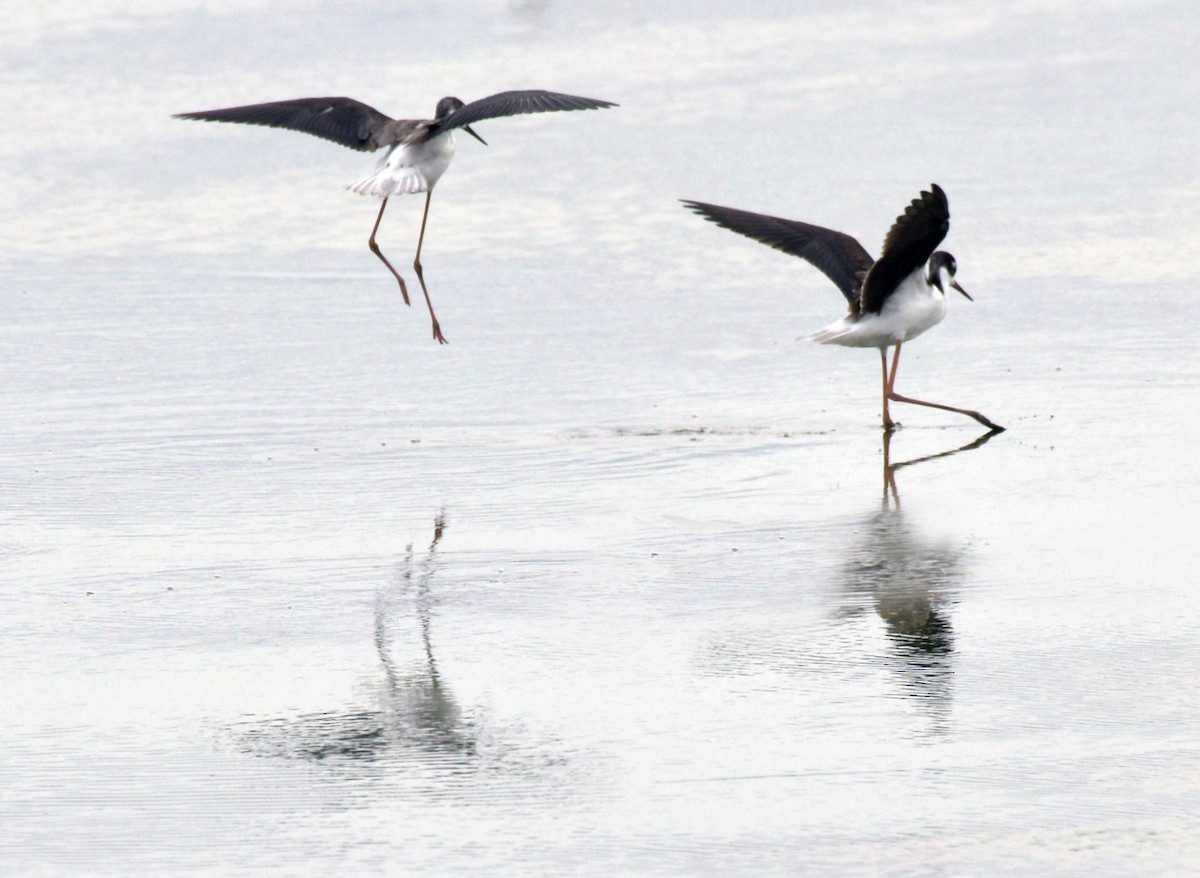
[[464, 125, 487, 146], [951, 280, 973, 301]]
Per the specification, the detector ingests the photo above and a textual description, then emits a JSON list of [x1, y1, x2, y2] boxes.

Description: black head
[[434, 96, 487, 145], [434, 96, 465, 120], [928, 251, 971, 300]]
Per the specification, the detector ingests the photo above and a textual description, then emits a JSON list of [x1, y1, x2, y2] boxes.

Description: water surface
[[2, 2, 1199, 875]]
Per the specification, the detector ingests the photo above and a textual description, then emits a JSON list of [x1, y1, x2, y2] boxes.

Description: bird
[[681, 185, 1002, 432], [175, 90, 617, 344]]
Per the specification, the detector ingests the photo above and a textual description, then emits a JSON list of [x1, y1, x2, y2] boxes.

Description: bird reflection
[[237, 512, 477, 766], [371, 510, 477, 758], [837, 429, 999, 732]]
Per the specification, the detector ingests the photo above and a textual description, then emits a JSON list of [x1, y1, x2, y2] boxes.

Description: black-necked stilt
[[682, 185, 1002, 432], [176, 90, 616, 344]]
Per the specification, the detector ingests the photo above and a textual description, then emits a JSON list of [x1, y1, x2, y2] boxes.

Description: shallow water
[[3, 1, 1199, 875]]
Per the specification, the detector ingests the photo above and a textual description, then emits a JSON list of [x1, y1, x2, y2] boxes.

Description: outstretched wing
[[859, 184, 950, 314], [174, 97, 398, 152], [425, 90, 617, 138], [681, 200, 874, 305]]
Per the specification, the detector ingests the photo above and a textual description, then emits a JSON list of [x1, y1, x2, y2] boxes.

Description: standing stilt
[[682, 186, 1004, 430]]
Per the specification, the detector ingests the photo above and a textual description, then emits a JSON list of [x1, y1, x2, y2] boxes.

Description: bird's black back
[[858, 185, 950, 314]]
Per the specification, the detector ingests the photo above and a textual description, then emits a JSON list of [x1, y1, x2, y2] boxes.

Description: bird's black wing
[[425, 90, 617, 138], [174, 97, 397, 152], [681, 200, 874, 305], [858, 184, 950, 314]]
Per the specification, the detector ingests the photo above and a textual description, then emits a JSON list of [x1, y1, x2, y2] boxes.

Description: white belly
[[879, 269, 948, 341], [346, 132, 457, 198], [809, 268, 948, 348]]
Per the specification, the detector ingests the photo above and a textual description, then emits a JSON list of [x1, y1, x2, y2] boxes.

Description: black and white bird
[[176, 90, 617, 344], [682, 185, 1002, 431]]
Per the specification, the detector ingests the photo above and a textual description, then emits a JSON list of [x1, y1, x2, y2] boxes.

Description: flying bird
[[176, 90, 617, 343], [682, 185, 1002, 431]]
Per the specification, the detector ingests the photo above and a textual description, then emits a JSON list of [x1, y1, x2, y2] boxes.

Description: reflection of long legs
[[376, 513, 448, 686], [882, 429, 900, 508], [417, 512, 447, 676], [375, 537, 414, 689], [428, 511, 446, 557], [884, 427, 1000, 508], [412, 191, 447, 345], [368, 197, 411, 305], [887, 343, 1005, 432]]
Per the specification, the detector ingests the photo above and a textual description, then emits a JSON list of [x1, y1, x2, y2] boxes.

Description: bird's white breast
[[879, 267, 948, 342], [809, 266, 947, 348]]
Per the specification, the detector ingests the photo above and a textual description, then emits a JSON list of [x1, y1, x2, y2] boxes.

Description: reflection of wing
[[426, 90, 617, 137], [682, 199, 873, 305], [174, 96, 401, 151], [859, 185, 949, 314]]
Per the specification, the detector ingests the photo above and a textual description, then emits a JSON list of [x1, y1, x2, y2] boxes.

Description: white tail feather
[[346, 134, 456, 198], [346, 166, 431, 197]]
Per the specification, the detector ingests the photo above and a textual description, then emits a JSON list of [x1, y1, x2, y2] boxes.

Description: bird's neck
[[926, 264, 947, 294]]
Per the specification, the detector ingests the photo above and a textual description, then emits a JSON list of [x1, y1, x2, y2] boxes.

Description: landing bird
[[175, 90, 617, 344], [681, 185, 1002, 432]]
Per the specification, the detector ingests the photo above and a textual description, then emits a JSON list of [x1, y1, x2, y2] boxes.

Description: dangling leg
[[881, 346, 897, 431], [887, 343, 1005, 432], [368, 197, 410, 306], [412, 191, 447, 345]]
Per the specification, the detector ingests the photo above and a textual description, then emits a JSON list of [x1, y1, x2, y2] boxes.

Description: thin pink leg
[[880, 347, 896, 431], [368, 197, 410, 306], [886, 342, 1004, 431], [412, 191, 446, 345]]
